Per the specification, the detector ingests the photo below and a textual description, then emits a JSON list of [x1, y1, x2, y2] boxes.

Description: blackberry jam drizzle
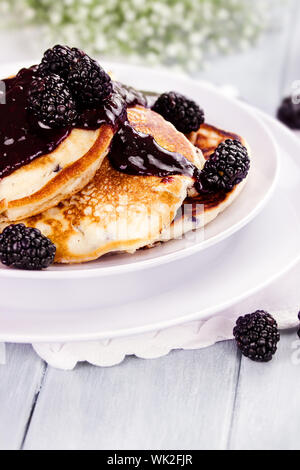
[[109, 120, 201, 180], [108, 89, 202, 182], [0, 67, 201, 186], [0, 67, 70, 179]]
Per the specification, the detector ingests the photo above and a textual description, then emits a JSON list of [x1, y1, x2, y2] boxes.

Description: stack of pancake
[[0, 88, 250, 264]]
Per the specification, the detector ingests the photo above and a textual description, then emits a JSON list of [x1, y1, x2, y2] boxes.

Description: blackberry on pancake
[[159, 124, 251, 243], [27, 74, 77, 128], [152, 91, 204, 134], [197, 139, 250, 193], [68, 55, 112, 108], [37, 45, 84, 79]]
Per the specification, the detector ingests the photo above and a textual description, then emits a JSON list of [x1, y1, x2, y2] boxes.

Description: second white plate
[[0, 111, 298, 342]]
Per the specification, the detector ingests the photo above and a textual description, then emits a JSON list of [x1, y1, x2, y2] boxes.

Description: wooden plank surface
[[0, 0, 299, 450], [23, 343, 240, 450], [0, 344, 46, 450], [228, 330, 300, 450]]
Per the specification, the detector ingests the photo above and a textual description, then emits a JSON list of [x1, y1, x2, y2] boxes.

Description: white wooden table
[[0, 1, 300, 451]]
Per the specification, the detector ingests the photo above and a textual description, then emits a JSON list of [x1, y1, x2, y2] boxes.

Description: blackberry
[[277, 96, 300, 129], [37, 44, 84, 79], [198, 139, 250, 193], [152, 91, 204, 134], [233, 311, 280, 362], [67, 56, 112, 108], [0, 224, 56, 270], [27, 74, 77, 128]]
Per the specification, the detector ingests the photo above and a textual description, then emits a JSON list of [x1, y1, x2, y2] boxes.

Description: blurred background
[[0, 0, 296, 115]]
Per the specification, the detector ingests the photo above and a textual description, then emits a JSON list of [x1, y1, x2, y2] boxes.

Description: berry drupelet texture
[[0, 224, 56, 270], [277, 96, 300, 129], [152, 91, 205, 134], [27, 74, 77, 128], [37, 45, 84, 80], [198, 139, 250, 193], [233, 310, 280, 362], [67, 55, 112, 108]]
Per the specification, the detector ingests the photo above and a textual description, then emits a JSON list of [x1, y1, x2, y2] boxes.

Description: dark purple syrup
[[109, 121, 201, 180], [0, 68, 147, 179], [76, 82, 147, 130], [0, 67, 70, 178], [184, 191, 227, 210]]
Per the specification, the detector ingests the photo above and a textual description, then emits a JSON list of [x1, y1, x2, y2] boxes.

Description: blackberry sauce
[[184, 191, 227, 210], [0, 69, 147, 179], [109, 120, 201, 180], [76, 82, 148, 130], [0, 67, 70, 179]]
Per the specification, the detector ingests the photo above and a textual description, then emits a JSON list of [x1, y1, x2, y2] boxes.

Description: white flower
[[2, 0, 279, 70]]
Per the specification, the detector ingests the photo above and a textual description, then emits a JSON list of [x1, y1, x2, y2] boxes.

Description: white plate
[[0, 109, 298, 342], [0, 62, 278, 278]]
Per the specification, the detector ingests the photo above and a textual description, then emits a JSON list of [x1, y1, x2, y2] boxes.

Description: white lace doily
[[30, 307, 298, 370]]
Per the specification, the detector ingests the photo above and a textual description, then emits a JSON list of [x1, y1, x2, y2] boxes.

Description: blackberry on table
[[277, 96, 300, 129], [67, 55, 112, 108], [197, 139, 250, 193], [37, 44, 84, 79], [233, 310, 280, 362], [0, 224, 56, 270], [27, 74, 77, 128], [152, 91, 205, 134]]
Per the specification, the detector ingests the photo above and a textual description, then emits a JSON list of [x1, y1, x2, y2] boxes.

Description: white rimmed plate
[[0, 62, 278, 278]]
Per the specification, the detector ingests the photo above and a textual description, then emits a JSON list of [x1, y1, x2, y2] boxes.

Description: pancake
[[0, 125, 114, 222], [158, 123, 250, 242], [8, 106, 204, 263]]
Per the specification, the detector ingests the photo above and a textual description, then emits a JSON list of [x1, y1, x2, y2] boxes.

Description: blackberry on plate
[[37, 44, 84, 79], [152, 91, 205, 134], [67, 55, 112, 108], [233, 310, 280, 362], [197, 139, 250, 193], [0, 224, 56, 270], [27, 74, 77, 128], [277, 96, 300, 129]]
